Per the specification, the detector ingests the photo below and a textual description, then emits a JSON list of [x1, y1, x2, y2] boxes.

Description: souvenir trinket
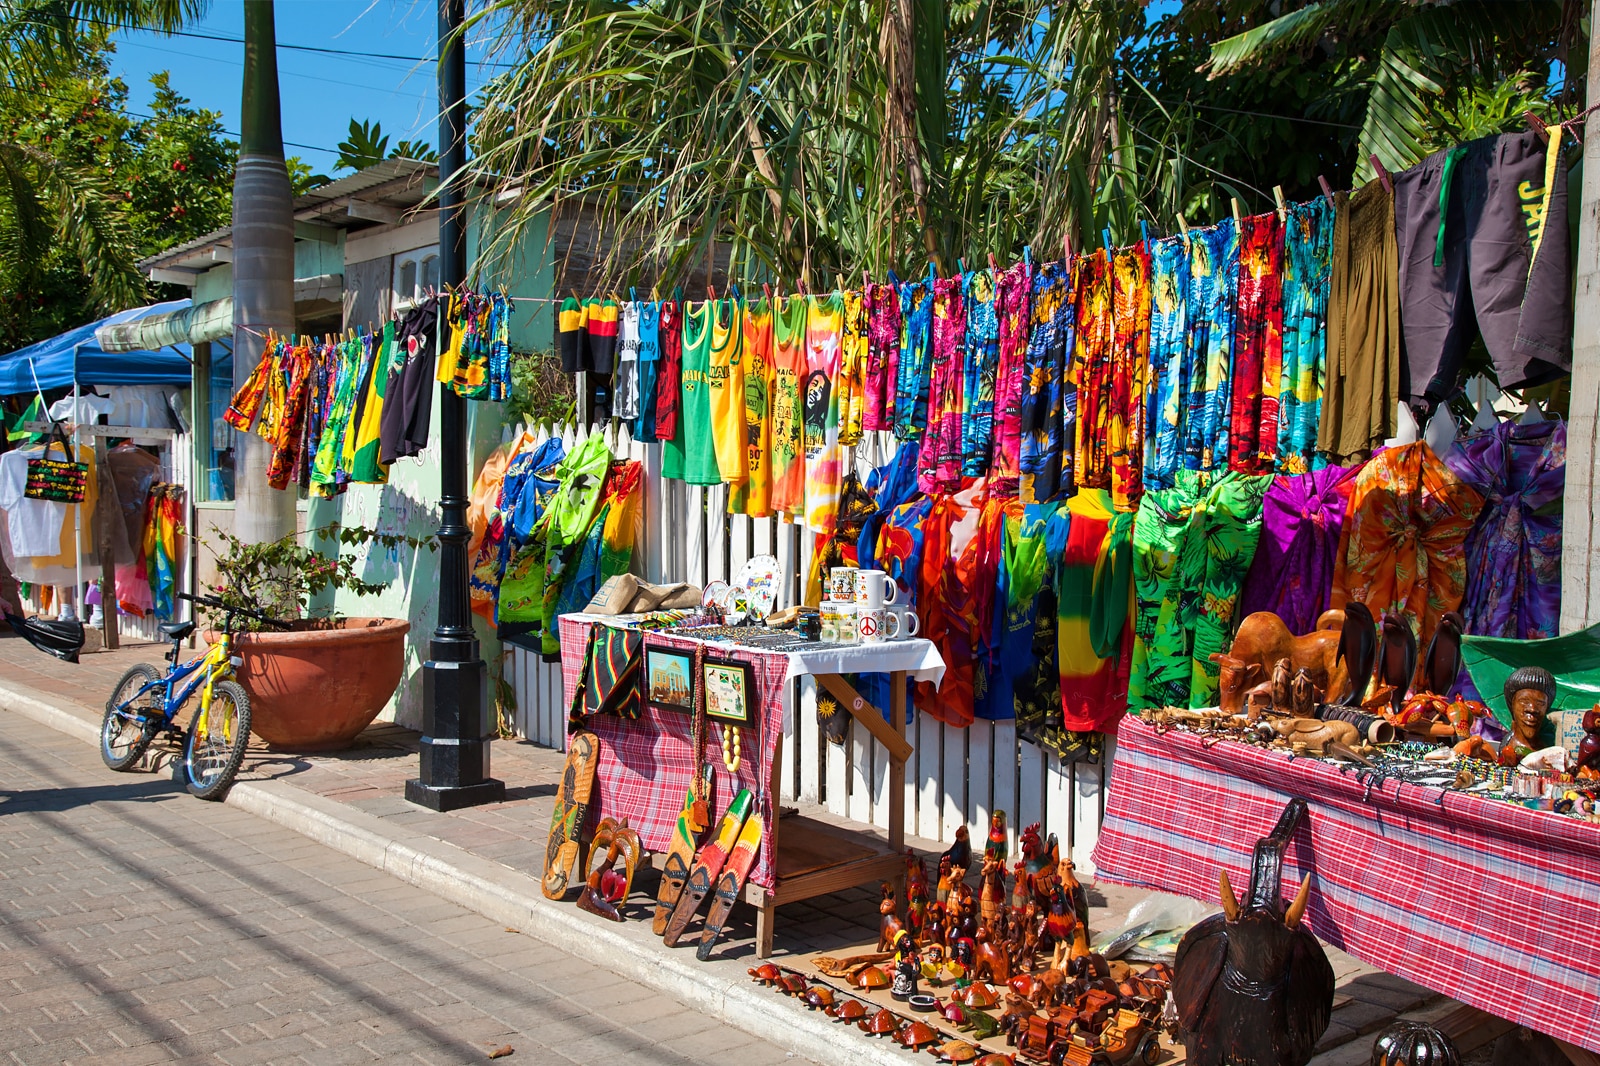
[[860, 1008, 901, 1036], [749, 963, 781, 985], [1371, 1022, 1460, 1066], [895, 1020, 939, 1049], [1498, 666, 1556, 766], [934, 1040, 981, 1063], [908, 993, 937, 1013], [803, 986, 837, 1010], [960, 982, 999, 1010], [857, 965, 892, 991], [891, 931, 921, 1001], [1578, 704, 1600, 776], [1173, 800, 1333, 1066], [829, 999, 869, 1022], [778, 972, 809, 995]]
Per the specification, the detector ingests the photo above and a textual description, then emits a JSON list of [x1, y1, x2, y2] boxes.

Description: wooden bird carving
[[1377, 612, 1417, 716], [1421, 611, 1464, 696], [1335, 603, 1376, 706], [1172, 800, 1335, 1066]]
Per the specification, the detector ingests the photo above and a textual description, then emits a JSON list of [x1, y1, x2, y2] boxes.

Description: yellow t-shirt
[[706, 298, 746, 485], [729, 300, 774, 517]]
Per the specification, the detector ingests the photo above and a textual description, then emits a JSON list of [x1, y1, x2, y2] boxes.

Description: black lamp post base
[[404, 777, 506, 812]]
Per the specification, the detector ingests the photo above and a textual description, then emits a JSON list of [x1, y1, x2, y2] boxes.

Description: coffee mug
[[819, 601, 844, 642], [829, 566, 859, 602], [854, 569, 899, 610], [835, 602, 859, 644], [858, 607, 887, 643], [886, 606, 921, 640]]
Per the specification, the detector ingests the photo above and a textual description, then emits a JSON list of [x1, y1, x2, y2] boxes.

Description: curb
[[0, 679, 902, 1066]]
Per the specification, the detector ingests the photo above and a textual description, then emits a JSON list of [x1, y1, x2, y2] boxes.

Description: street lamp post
[[405, 0, 506, 812]]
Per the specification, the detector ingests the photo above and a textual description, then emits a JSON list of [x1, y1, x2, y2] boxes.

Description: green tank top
[[664, 301, 720, 485]]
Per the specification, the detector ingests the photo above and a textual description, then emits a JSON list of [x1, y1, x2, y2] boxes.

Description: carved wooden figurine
[[1577, 704, 1600, 777], [1225, 609, 1348, 703], [1172, 800, 1334, 1066], [979, 854, 1008, 932], [879, 881, 904, 952], [1376, 612, 1417, 716], [1497, 665, 1556, 767]]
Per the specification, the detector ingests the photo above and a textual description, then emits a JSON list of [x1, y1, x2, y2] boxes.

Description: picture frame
[[645, 645, 696, 714], [702, 657, 757, 728]]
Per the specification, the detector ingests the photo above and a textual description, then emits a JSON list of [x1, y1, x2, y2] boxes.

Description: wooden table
[[745, 671, 911, 957]]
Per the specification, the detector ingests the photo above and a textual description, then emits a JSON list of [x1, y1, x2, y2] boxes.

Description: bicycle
[[100, 592, 290, 800]]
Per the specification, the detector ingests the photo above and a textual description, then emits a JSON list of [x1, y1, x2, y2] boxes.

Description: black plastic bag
[[3, 613, 84, 663]]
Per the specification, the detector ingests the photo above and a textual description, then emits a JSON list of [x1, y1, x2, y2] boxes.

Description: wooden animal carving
[[1577, 706, 1600, 776], [979, 855, 1007, 932], [1290, 671, 1319, 719], [1227, 610, 1347, 702], [1271, 659, 1294, 714], [974, 926, 1011, 983], [1172, 800, 1334, 1066]]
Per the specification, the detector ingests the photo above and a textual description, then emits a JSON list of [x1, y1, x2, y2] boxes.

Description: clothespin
[[1063, 232, 1073, 262], [762, 282, 772, 303], [707, 284, 716, 301], [1101, 228, 1113, 257], [673, 285, 683, 304], [862, 269, 871, 293], [1369, 154, 1392, 194], [1230, 198, 1241, 226], [1138, 220, 1150, 248], [835, 273, 844, 294], [1524, 111, 1549, 145], [1273, 185, 1287, 222], [1317, 175, 1335, 207], [957, 258, 966, 276], [987, 253, 998, 273], [629, 286, 637, 302], [651, 285, 660, 302], [1022, 245, 1032, 271], [927, 262, 937, 285], [1178, 214, 1192, 251]]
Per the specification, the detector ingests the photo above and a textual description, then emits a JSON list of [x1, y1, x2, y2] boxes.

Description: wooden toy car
[[1048, 1009, 1161, 1066]]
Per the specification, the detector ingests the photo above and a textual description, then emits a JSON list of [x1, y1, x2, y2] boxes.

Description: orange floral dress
[[1331, 441, 1484, 686]]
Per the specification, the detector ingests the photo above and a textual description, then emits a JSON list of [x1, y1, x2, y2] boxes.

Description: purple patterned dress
[[1446, 421, 1565, 641]]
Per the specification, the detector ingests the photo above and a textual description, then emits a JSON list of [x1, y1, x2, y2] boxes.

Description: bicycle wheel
[[183, 681, 252, 800], [101, 664, 164, 772]]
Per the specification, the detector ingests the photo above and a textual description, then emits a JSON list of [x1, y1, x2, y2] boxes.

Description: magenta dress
[[1238, 463, 1362, 635]]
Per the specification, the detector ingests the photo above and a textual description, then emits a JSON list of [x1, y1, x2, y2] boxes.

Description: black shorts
[[1393, 130, 1572, 402]]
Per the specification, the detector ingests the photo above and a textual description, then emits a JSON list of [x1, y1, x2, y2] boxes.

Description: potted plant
[[198, 524, 432, 751]]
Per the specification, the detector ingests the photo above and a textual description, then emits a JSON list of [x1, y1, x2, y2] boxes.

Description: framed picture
[[702, 658, 757, 727], [645, 646, 695, 714]]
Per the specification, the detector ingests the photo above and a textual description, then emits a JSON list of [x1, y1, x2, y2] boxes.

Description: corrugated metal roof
[[291, 157, 436, 211]]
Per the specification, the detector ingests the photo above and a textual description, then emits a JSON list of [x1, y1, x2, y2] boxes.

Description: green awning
[[94, 297, 233, 352], [1461, 624, 1600, 745]]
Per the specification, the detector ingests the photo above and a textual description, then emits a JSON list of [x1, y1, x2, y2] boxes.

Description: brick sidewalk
[[0, 628, 1445, 1061]]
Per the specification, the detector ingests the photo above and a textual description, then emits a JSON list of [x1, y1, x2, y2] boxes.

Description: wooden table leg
[[756, 897, 777, 959], [754, 715, 785, 959], [889, 671, 906, 855]]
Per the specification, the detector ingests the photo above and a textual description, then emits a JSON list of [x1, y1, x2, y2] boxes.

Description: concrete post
[[1559, 2, 1600, 634]]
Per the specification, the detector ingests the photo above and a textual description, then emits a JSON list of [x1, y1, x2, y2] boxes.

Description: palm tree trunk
[[231, 0, 296, 544]]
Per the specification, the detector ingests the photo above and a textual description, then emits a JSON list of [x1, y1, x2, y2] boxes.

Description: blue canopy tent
[[0, 300, 230, 395]]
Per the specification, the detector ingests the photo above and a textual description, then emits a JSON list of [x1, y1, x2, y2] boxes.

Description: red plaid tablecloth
[[560, 616, 787, 889], [1092, 716, 1600, 1052]]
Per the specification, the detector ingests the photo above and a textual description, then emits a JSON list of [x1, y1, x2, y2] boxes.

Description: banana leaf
[[1461, 624, 1600, 747]]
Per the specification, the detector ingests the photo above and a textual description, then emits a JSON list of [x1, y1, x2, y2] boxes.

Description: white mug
[[820, 601, 846, 642], [854, 569, 898, 610], [858, 608, 887, 643], [834, 602, 859, 643], [886, 606, 920, 640], [829, 566, 859, 602]]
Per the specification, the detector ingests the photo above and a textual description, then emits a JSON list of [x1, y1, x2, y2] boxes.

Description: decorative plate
[[733, 554, 782, 618], [702, 580, 730, 609]]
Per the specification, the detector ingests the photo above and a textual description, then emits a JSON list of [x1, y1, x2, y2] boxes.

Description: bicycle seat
[[159, 621, 196, 642]]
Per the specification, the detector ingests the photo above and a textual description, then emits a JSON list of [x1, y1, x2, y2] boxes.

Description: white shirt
[[614, 302, 641, 421], [0, 449, 67, 558], [47, 393, 114, 424]]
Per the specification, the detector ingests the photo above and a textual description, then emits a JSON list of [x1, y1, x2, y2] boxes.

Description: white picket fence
[[504, 421, 1110, 869]]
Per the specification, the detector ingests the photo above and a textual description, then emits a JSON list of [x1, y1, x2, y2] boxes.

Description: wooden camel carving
[[1216, 607, 1372, 713]]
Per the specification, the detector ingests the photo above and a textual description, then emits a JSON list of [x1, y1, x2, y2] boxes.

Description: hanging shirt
[[989, 262, 1031, 480], [707, 299, 746, 484], [582, 297, 619, 374], [654, 300, 682, 442], [1018, 260, 1074, 505], [632, 301, 661, 442], [614, 302, 642, 421], [1055, 489, 1133, 733], [730, 299, 774, 517], [863, 281, 901, 433], [802, 294, 845, 534], [838, 289, 868, 446], [893, 279, 934, 440], [0, 448, 66, 557], [961, 269, 999, 478], [379, 302, 440, 463], [921, 276, 965, 493], [348, 323, 392, 484], [769, 295, 807, 518], [664, 301, 720, 485]]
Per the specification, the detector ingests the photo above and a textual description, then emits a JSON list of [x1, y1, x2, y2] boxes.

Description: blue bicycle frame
[[114, 636, 240, 729]]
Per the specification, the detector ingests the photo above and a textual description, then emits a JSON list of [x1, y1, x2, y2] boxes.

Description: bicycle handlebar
[[178, 591, 295, 631]]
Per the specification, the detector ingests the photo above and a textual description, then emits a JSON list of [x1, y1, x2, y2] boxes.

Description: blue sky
[[109, 0, 505, 173]]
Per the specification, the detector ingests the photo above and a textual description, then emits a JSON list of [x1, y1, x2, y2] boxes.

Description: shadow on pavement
[[0, 775, 181, 813]]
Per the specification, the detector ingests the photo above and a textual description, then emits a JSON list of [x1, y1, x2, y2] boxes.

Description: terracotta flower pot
[[206, 617, 410, 751]]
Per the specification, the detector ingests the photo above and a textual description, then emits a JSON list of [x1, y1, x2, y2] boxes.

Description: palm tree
[[0, 1, 207, 322], [231, 0, 296, 545], [465, 0, 1153, 290], [1204, 0, 1583, 182]]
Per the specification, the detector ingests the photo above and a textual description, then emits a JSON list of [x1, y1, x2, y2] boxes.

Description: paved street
[[0, 710, 806, 1066]]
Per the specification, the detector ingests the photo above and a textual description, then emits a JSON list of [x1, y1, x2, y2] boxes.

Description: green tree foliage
[[465, 0, 1586, 291], [335, 117, 437, 173]]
